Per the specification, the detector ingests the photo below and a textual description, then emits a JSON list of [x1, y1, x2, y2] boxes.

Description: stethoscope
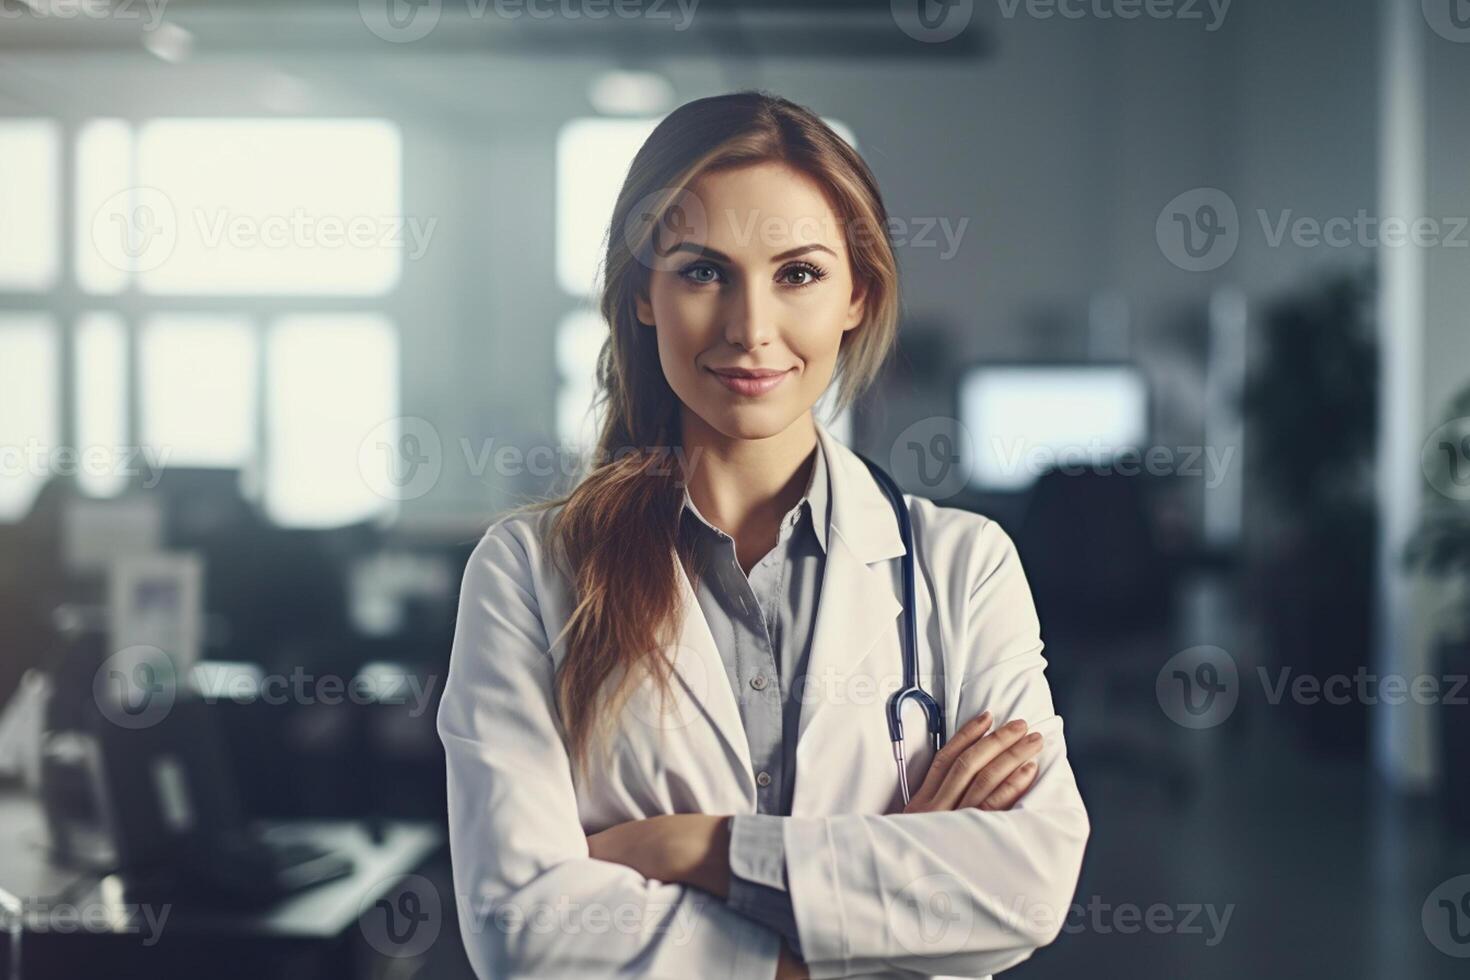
[[852, 452, 948, 806]]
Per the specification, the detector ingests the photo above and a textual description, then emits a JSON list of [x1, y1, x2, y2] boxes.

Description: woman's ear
[[635, 289, 655, 327], [844, 281, 868, 333]]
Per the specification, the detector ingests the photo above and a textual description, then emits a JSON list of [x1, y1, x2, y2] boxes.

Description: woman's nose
[[724, 285, 775, 349]]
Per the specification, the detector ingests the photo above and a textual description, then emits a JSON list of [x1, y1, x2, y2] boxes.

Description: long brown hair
[[517, 90, 902, 778]]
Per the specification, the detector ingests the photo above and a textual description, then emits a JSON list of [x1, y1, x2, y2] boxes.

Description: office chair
[[1014, 464, 1194, 803]]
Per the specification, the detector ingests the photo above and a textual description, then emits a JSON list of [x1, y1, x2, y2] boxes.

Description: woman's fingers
[[904, 710, 993, 812], [927, 721, 1033, 811], [961, 730, 1045, 809], [908, 716, 1034, 813], [974, 758, 1039, 811]]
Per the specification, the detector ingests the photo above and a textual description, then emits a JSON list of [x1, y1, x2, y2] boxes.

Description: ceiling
[[0, 0, 989, 58]]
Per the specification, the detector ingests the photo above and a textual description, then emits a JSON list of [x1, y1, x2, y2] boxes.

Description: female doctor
[[437, 91, 1090, 980]]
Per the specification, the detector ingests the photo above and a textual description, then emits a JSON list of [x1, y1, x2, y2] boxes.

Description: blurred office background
[[1, 0, 1469, 977]]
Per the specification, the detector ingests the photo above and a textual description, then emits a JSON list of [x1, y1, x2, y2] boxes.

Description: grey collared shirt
[[676, 439, 830, 959]]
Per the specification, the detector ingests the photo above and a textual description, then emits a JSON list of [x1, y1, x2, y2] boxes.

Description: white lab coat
[[438, 420, 1090, 980]]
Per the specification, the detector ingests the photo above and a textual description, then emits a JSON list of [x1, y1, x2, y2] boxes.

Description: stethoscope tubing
[[853, 453, 948, 805]]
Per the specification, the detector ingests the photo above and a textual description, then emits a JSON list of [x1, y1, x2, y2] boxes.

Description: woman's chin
[[700, 403, 810, 442]]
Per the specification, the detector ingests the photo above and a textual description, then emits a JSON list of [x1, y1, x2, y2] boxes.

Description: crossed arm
[[587, 710, 1053, 979]]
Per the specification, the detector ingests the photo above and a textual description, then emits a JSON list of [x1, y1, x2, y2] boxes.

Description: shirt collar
[[679, 435, 831, 555]]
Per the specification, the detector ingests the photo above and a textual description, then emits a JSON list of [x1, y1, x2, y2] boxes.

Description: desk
[[0, 788, 445, 980]]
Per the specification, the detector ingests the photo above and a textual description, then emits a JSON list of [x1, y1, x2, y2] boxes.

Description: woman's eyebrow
[[665, 242, 839, 263]]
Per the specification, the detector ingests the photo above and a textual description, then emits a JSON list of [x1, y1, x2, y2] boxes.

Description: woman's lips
[[706, 367, 794, 397]]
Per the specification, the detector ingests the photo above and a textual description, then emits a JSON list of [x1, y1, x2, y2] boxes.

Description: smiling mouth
[[706, 366, 795, 397]]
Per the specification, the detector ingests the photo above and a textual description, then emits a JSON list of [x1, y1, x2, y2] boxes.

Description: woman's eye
[[679, 263, 721, 285], [679, 261, 828, 287], [781, 262, 829, 287]]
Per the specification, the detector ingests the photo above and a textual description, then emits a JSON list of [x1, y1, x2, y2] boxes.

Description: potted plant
[[1240, 265, 1378, 758]]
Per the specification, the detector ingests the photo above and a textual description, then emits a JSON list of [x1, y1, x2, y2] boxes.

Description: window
[[555, 118, 662, 298], [141, 119, 402, 295], [555, 308, 608, 450], [75, 118, 133, 295], [264, 315, 398, 528], [74, 313, 129, 499], [0, 117, 410, 527], [0, 317, 60, 521], [139, 315, 259, 469], [0, 122, 60, 291], [80, 119, 403, 296]]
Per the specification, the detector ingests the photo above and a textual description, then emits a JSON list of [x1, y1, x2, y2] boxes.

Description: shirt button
[[750, 675, 767, 691], [755, 771, 772, 788]]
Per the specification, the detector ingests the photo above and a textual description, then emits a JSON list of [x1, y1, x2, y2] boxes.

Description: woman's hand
[[902, 710, 1044, 814], [587, 813, 731, 897], [776, 938, 809, 979]]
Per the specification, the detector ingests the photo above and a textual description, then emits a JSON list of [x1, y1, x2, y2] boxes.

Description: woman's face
[[635, 161, 867, 443]]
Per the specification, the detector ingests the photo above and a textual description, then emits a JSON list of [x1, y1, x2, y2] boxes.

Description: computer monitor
[[958, 363, 1150, 492], [61, 495, 165, 575]]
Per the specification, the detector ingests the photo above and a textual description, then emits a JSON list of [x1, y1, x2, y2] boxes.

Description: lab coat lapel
[[793, 424, 908, 804], [668, 549, 757, 801]]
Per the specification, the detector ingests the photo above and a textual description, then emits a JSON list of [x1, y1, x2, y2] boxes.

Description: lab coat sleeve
[[438, 521, 783, 980], [781, 518, 1091, 979]]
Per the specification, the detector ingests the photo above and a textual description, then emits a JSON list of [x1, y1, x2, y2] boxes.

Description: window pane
[[76, 119, 134, 295], [133, 119, 403, 295], [264, 314, 398, 528], [0, 122, 60, 291], [556, 118, 660, 297], [0, 316, 59, 521], [75, 312, 130, 498], [139, 315, 258, 468], [554, 309, 607, 450]]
